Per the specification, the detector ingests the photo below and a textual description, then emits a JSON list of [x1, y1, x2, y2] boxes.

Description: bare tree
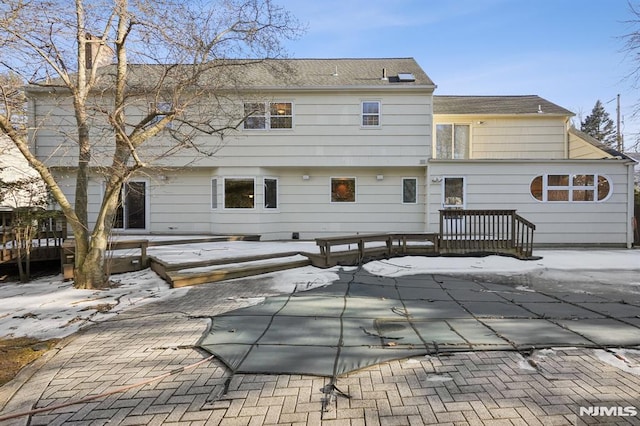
[[0, 0, 303, 289], [623, 2, 640, 150]]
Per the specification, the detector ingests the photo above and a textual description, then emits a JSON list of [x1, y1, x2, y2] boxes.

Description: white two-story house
[[27, 58, 636, 247]]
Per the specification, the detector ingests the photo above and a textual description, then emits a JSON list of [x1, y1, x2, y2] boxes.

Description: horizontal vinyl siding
[[148, 172, 212, 234], [34, 91, 433, 169], [569, 132, 613, 159], [434, 115, 567, 160], [207, 167, 426, 239], [427, 160, 631, 246]]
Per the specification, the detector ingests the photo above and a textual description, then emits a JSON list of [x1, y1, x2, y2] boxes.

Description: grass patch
[[0, 337, 60, 386]]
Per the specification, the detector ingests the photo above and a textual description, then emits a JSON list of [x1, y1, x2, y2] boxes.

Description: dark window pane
[[264, 179, 278, 208], [444, 177, 464, 206], [125, 182, 146, 229], [225, 179, 255, 208], [403, 178, 417, 203], [270, 116, 292, 128]]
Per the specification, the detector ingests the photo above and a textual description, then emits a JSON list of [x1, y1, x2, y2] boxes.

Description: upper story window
[[361, 101, 380, 127], [530, 174, 611, 202], [270, 103, 292, 129], [243, 102, 293, 130], [149, 101, 173, 128], [435, 124, 469, 159]]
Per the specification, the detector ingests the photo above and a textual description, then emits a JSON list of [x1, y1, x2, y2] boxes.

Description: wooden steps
[[149, 251, 311, 288]]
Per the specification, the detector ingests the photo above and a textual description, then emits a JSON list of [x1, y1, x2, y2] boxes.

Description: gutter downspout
[[627, 161, 635, 249], [564, 118, 570, 159], [424, 162, 430, 232]]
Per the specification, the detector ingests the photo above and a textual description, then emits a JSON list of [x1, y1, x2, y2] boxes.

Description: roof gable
[[568, 127, 633, 160]]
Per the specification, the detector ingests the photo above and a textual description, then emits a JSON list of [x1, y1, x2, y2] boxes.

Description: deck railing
[[0, 210, 67, 264], [439, 209, 536, 259], [313, 233, 439, 267]]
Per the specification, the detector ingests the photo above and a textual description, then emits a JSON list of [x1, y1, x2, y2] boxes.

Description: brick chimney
[[85, 33, 114, 69]]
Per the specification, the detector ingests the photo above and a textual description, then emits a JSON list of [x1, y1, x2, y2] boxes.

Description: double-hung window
[[361, 101, 380, 127], [243, 102, 292, 130], [435, 124, 469, 159]]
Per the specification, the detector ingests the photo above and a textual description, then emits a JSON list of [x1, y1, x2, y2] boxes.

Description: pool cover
[[199, 269, 640, 377]]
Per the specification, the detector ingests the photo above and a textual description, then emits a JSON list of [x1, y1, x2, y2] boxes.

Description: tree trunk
[[73, 181, 122, 289], [74, 236, 109, 289]]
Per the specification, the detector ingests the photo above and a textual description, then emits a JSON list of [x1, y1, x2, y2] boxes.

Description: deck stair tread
[[150, 251, 311, 288]]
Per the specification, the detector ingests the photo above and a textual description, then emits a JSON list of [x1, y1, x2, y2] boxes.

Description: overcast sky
[[279, 0, 640, 148]]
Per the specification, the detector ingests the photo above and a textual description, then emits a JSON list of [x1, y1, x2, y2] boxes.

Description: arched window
[[530, 174, 611, 202]]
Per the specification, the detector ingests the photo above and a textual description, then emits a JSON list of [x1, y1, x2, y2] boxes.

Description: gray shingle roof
[[434, 95, 574, 116], [51, 58, 435, 92], [234, 58, 435, 88]]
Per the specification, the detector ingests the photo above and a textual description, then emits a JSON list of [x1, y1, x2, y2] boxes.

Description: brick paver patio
[[1, 276, 640, 425]]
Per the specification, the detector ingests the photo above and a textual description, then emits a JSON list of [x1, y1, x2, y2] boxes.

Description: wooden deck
[[0, 210, 67, 265], [309, 233, 439, 268], [439, 209, 536, 259], [1, 209, 537, 284], [310, 210, 537, 268]]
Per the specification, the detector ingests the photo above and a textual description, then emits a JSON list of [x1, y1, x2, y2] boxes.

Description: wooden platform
[[310, 233, 439, 268], [150, 251, 311, 288], [61, 234, 262, 281]]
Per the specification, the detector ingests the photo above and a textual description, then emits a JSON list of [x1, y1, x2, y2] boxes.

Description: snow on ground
[[0, 270, 189, 340], [2, 240, 640, 342]]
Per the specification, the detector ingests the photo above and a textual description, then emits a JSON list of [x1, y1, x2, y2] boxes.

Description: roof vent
[[397, 73, 415, 82], [381, 68, 388, 80], [332, 65, 338, 77], [538, 104, 543, 113]]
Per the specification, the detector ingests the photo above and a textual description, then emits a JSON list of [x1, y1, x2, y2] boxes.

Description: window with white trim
[[435, 124, 469, 159], [243, 102, 292, 130], [402, 178, 417, 204], [331, 177, 356, 202], [224, 178, 255, 208], [361, 101, 380, 127], [530, 174, 611, 202], [211, 178, 218, 209], [264, 178, 278, 209], [443, 177, 465, 208], [149, 101, 173, 128]]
